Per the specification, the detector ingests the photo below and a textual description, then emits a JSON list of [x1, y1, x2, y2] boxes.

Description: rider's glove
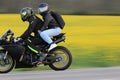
[[14, 37, 22, 43], [38, 30, 41, 34]]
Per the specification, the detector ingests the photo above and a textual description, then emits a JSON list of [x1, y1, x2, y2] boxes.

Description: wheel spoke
[[52, 49, 69, 68]]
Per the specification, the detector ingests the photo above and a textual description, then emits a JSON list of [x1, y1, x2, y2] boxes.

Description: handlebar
[[0, 29, 25, 45], [0, 29, 14, 42]]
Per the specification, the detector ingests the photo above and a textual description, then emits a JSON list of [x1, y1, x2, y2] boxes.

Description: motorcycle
[[0, 29, 72, 73]]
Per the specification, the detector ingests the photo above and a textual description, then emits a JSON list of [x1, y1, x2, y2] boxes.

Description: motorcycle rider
[[38, 3, 61, 51], [15, 7, 45, 63], [20, 7, 43, 40]]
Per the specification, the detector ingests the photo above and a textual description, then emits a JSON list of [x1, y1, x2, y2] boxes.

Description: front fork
[[0, 51, 8, 66], [1, 51, 8, 60]]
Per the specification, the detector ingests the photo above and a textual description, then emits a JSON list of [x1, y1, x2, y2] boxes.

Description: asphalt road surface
[[0, 67, 120, 80]]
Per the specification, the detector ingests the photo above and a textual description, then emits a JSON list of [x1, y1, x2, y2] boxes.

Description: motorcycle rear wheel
[[49, 46, 72, 70]]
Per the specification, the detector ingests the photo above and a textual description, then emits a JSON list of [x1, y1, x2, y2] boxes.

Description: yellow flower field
[[64, 15, 120, 47], [1, 14, 120, 68], [1, 14, 120, 48]]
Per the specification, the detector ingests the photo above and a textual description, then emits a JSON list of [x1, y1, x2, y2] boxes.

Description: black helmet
[[20, 7, 34, 21], [38, 3, 48, 14]]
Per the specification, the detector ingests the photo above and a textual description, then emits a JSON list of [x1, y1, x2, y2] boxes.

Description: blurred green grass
[[1, 14, 120, 71]]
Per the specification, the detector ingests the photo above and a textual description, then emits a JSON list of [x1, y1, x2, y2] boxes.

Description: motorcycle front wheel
[[49, 46, 72, 70], [0, 51, 15, 73]]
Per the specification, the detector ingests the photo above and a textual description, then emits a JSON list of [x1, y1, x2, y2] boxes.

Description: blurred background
[[1, 0, 120, 69], [0, 0, 120, 15]]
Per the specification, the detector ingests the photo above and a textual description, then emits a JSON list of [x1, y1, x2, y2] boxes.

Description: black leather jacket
[[40, 11, 59, 31], [20, 15, 43, 40]]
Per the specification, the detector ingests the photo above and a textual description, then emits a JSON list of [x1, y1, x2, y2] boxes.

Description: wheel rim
[[52, 49, 69, 69], [0, 53, 13, 72]]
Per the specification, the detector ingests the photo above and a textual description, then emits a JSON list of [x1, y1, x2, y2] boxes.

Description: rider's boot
[[48, 43, 57, 51]]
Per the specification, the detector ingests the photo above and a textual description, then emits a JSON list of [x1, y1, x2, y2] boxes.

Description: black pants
[[25, 38, 42, 54]]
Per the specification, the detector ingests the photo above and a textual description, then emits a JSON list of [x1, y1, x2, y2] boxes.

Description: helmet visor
[[20, 10, 27, 21], [38, 6, 48, 13], [21, 10, 27, 17]]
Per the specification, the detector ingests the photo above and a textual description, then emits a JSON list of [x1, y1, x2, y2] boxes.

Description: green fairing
[[27, 45, 38, 54], [27, 39, 32, 43]]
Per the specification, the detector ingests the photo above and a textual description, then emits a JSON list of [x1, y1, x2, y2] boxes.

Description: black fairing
[[2, 44, 25, 61]]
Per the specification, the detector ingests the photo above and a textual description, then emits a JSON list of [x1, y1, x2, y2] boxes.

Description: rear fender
[[54, 36, 65, 44]]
